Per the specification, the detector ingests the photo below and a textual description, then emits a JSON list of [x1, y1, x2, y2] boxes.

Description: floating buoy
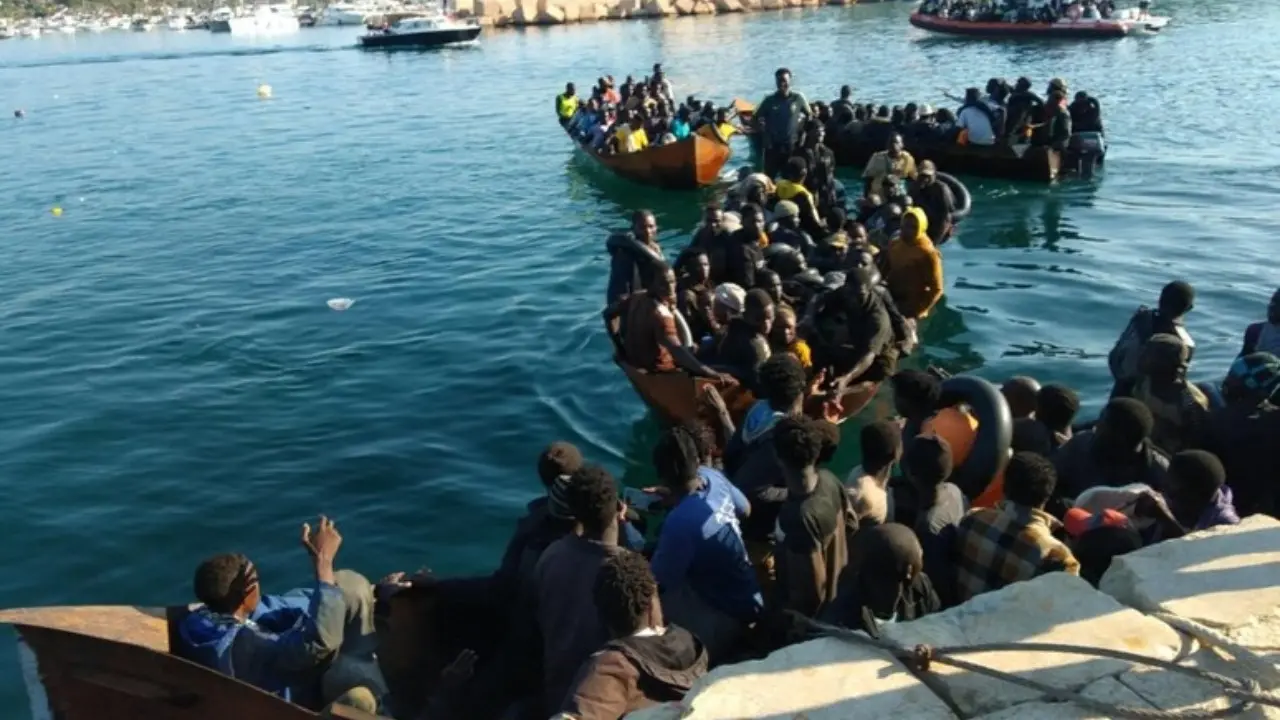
[[13, 109, 25, 118], [327, 298, 354, 311], [257, 83, 272, 99], [51, 206, 63, 217]]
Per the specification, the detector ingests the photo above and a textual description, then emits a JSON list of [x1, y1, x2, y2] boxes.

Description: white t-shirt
[[957, 106, 996, 145]]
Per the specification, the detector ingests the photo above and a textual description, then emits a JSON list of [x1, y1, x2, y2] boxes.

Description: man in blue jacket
[[179, 516, 385, 711]]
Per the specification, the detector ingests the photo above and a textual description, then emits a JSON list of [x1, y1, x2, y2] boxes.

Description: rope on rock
[[805, 618, 1278, 720], [1151, 611, 1280, 689]]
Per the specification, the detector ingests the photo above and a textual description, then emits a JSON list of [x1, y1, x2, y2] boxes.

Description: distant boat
[[54, 24, 78, 34], [165, 16, 188, 30], [210, 5, 300, 33], [131, 18, 155, 31], [359, 14, 481, 48], [319, 2, 376, 25], [15, 26, 41, 38], [78, 21, 107, 32]]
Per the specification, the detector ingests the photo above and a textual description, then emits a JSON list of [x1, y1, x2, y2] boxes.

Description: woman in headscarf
[[884, 207, 943, 321], [821, 523, 942, 636]]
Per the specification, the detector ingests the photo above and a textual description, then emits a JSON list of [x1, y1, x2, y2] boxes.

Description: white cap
[[713, 283, 746, 314]]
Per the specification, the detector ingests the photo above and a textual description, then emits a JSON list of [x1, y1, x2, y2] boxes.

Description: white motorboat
[[165, 16, 189, 30], [359, 13, 481, 48], [225, 5, 300, 33], [131, 17, 155, 31], [78, 21, 107, 32], [15, 26, 41, 38], [318, 3, 376, 26]]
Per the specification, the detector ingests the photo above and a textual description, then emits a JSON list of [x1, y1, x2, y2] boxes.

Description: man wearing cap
[[908, 160, 956, 244], [768, 200, 816, 256], [697, 283, 746, 356]]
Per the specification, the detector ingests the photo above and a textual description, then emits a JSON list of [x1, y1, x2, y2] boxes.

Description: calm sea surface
[[1, 0, 1277, 707]]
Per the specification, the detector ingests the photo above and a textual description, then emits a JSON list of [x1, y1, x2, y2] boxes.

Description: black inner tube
[[940, 375, 1013, 499], [937, 171, 972, 221]]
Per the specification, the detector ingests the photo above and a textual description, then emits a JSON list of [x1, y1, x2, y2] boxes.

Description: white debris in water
[[327, 298, 354, 311]]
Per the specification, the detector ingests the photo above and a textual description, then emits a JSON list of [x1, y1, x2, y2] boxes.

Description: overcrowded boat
[[913, 0, 1170, 39]]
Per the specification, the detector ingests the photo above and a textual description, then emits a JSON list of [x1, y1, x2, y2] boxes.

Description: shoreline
[[459, 0, 877, 28]]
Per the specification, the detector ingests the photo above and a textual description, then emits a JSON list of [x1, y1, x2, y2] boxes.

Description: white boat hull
[[226, 15, 300, 33]]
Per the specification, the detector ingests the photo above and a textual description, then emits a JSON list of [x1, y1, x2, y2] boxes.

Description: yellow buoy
[[51, 206, 63, 217], [257, 84, 272, 99]]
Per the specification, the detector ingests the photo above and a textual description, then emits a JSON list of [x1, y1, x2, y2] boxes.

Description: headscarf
[[900, 207, 931, 247]]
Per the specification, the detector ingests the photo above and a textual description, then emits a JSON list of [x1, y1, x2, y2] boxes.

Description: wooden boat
[[0, 605, 379, 719], [568, 128, 732, 190], [735, 99, 1064, 183], [606, 315, 879, 431], [909, 10, 1170, 39]]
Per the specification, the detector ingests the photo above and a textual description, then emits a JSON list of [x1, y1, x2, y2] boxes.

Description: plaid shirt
[[954, 501, 1080, 603]]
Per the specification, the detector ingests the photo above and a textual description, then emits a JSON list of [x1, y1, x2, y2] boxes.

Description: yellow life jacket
[[556, 93, 579, 119], [775, 179, 814, 206]]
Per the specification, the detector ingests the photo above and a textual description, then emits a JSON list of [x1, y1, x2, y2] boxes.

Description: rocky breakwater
[[629, 515, 1280, 719], [453, 0, 857, 28]]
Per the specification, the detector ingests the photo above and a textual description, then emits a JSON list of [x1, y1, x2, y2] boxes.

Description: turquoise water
[[2, 0, 1278, 707]]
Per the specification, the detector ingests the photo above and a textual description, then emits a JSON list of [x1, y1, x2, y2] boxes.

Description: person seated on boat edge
[[644, 426, 761, 665], [1239, 287, 1280, 357], [611, 263, 733, 385], [554, 550, 708, 720], [822, 522, 943, 638], [1003, 77, 1043, 142], [1107, 280, 1197, 398], [1031, 81, 1073, 152], [556, 83, 580, 128], [952, 452, 1080, 605], [1069, 90, 1104, 134], [772, 416, 852, 618], [604, 209, 664, 309], [669, 105, 692, 141], [567, 97, 602, 143], [907, 160, 956, 245], [587, 107, 617, 152], [776, 158, 827, 242], [753, 67, 811, 179], [806, 266, 898, 403], [769, 304, 813, 371], [711, 288, 775, 392], [1053, 398, 1170, 503], [885, 207, 944, 323], [179, 517, 386, 710], [615, 111, 650, 154], [1117, 334, 1210, 456], [862, 133, 918, 201], [676, 248, 719, 347], [956, 87, 998, 146], [768, 200, 815, 257], [721, 203, 767, 290], [1203, 353, 1280, 518]]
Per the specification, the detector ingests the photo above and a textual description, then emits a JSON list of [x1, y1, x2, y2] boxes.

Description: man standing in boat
[[753, 68, 811, 178]]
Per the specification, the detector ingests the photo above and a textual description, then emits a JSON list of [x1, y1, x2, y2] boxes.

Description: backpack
[[1109, 306, 1156, 383]]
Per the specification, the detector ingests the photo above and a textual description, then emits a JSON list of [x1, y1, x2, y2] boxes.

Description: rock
[[475, 0, 514, 17], [826, 0, 855, 4], [534, 5, 567, 22], [1117, 647, 1280, 720], [451, 0, 477, 13], [784, 0, 804, 7], [673, 0, 695, 14], [627, 637, 954, 720], [638, 0, 675, 15], [882, 573, 1183, 717], [510, 0, 538, 23], [586, 2, 609, 19], [759, 0, 783, 9], [973, 677, 1156, 720], [713, 0, 744, 10], [1100, 514, 1280, 632], [692, 1, 716, 13]]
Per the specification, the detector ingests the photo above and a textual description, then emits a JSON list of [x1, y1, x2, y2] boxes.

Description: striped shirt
[[954, 501, 1080, 604]]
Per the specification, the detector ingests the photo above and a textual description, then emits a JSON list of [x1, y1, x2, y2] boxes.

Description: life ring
[[937, 171, 972, 221], [921, 375, 1013, 499], [673, 305, 694, 348]]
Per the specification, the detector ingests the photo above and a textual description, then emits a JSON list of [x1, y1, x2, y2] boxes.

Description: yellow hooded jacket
[[886, 207, 944, 320]]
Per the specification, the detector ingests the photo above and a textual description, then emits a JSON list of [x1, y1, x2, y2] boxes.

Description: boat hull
[[0, 605, 374, 719], [908, 11, 1162, 38], [571, 130, 731, 190], [359, 26, 481, 48], [831, 135, 1062, 183]]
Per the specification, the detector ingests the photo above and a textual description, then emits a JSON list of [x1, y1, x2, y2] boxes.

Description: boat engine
[[1066, 131, 1108, 179]]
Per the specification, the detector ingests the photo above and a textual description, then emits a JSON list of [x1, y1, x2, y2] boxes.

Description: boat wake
[[0, 43, 349, 70]]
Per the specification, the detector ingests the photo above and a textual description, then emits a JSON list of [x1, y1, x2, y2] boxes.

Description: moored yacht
[[226, 4, 301, 33], [319, 2, 376, 25]]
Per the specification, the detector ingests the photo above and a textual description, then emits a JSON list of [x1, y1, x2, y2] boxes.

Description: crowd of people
[[920, 0, 1131, 23], [161, 67, 1279, 720], [556, 66, 741, 155], [173, 279, 1280, 720]]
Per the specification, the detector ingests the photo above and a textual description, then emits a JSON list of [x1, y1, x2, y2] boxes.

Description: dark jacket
[[558, 625, 708, 720], [725, 401, 790, 543], [821, 570, 941, 637], [723, 231, 764, 290], [714, 319, 771, 393], [1203, 403, 1280, 517], [768, 224, 815, 256], [909, 179, 956, 244], [1004, 91, 1043, 138], [1051, 430, 1170, 501], [1033, 102, 1072, 151]]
